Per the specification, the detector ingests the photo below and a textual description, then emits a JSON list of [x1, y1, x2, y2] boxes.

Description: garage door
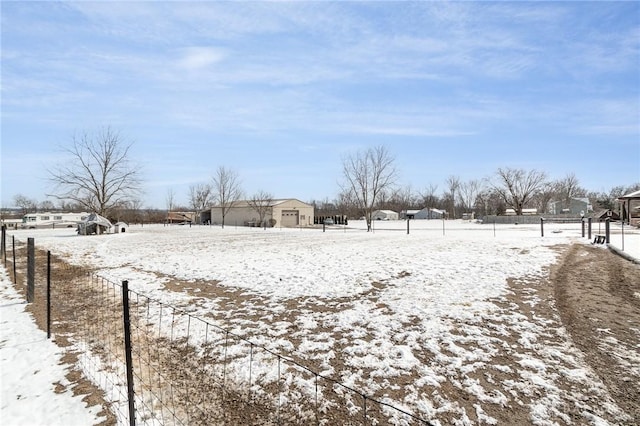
[[281, 210, 299, 227]]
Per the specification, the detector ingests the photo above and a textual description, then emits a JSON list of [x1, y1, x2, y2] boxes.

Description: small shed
[[593, 209, 620, 221]]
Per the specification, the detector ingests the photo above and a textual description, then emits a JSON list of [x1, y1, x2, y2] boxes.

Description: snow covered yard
[[0, 268, 105, 425], [3, 220, 639, 425]]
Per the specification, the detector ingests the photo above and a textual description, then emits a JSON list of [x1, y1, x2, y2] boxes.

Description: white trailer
[[21, 212, 90, 229]]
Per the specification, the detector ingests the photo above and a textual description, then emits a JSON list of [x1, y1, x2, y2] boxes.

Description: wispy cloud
[[176, 47, 226, 71], [2, 1, 638, 207]]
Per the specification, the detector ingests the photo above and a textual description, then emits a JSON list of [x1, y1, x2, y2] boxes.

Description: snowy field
[[2, 219, 639, 425]]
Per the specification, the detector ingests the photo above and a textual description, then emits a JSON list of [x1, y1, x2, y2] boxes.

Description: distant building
[[414, 208, 446, 219], [549, 198, 592, 215], [0, 218, 21, 230], [400, 209, 421, 219], [166, 212, 195, 224], [372, 210, 399, 220], [210, 199, 314, 228], [505, 208, 537, 216]]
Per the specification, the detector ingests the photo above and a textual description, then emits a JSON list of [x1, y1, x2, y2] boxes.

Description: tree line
[[4, 130, 639, 229], [326, 145, 638, 231]]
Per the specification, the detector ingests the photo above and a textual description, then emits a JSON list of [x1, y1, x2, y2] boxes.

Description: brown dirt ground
[[551, 243, 640, 424], [4, 241, 640, 425]]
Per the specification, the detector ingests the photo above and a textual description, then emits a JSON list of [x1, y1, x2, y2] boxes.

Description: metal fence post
[[47, 251, 51, 339], [27, 238, 35, 303], [605, 219, 610, 244], [122, 280, 136, 426], [588, 217, 592, 240], [540, 218, 544, 237], [12, 236, 16, 283], [1, 225, 6, 264]]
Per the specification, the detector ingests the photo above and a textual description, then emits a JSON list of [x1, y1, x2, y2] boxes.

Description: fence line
[[105, 272, 433, 425], [0, 233, 433, 425]]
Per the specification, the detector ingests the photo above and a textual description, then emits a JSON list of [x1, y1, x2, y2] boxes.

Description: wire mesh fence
[[74, 274, 433, 425], [0, 231, 433, 425]]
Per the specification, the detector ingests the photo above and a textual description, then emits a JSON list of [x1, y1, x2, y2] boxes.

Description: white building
[[505, 208, 538, 216], [372, 210, 399, 221], [414, 208, 446, 219], [400, 209, 420, 219]]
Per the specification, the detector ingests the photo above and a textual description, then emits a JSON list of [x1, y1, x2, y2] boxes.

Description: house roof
[[550, 197, 589, 205], [619, 190, 640, 200], [82, 213, 112, 227], [593, 209, 620, 219], [166, 212, 192, 221]]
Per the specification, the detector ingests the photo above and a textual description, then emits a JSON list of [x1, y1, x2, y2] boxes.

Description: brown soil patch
[[5, 239, 639, 425], [7, 242, 115, 425], [552, 243, 640, 423]]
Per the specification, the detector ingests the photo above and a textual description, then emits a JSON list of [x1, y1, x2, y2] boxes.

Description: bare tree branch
[[342, 145, 397, 231], [188, 183, 213, 224], [491, 167, 547, 215], [247, 190, 274, 227], [212, 166, 243, 228], [446, 175, 461, 219], [47, 127, 142, 216]]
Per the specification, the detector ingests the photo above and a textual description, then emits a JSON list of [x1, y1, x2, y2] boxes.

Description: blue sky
[[1, 1, 639, 209]]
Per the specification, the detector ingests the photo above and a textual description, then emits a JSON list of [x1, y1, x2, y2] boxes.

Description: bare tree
[[445, 175, 461, 219], [166, 188, 176, 213], [39, 200, 56, 211], [491, 167, 547, 215], [247, 190, 274, 227], [342, 145, 397, 231], [420, 184, 440, 209], [532, 181, 556, 214], [188, 183, 213, 224], [47, 127, 142, 216], [459, 179, 482, 217], [127, 198, 144, 224], [382, 185, 418, 214], [13, 194, 38, 214], [212, 166, 243, 228], [335, 189, 359, 219], [555, 173, 584, 211]]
